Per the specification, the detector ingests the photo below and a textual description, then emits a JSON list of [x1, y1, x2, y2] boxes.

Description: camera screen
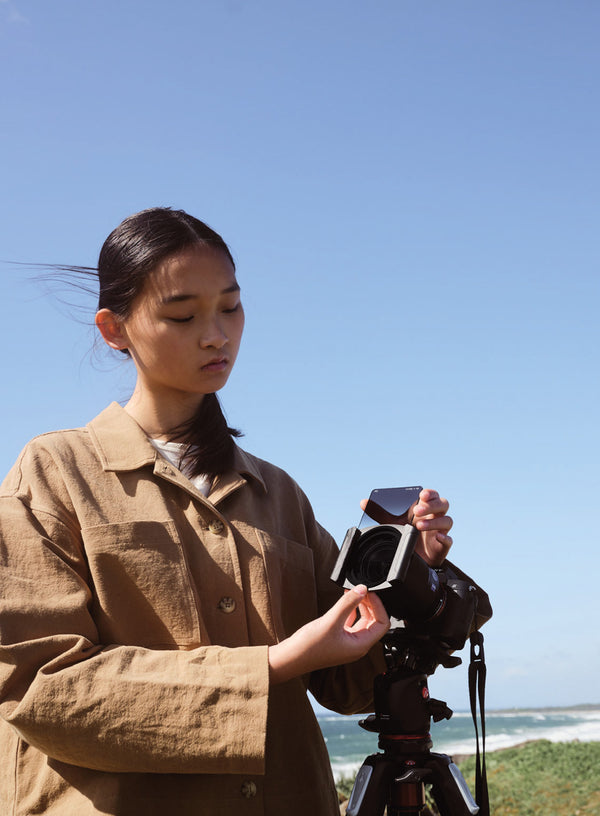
[[359, 486, 423, 529]]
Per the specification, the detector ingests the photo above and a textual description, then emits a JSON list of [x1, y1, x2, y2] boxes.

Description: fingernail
[[353, 584, 367, 597]]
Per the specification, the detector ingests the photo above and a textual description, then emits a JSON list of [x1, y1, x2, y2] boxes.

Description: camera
[[330, 487, 491, 652], [330, 488, 493, 815]]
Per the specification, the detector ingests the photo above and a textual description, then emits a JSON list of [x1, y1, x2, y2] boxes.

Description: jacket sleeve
[[0, 450, 269, 776]]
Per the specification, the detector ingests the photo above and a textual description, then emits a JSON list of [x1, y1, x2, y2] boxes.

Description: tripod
[[346, 630, 480, 816]]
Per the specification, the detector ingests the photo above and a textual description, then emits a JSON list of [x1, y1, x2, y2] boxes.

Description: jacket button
[[241, 780, 257, 798], [218, 597, 236, 614], [208, 519, 224, 534]]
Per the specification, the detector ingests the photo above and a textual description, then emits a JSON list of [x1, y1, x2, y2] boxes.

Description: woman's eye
[[223, 303, 241, 314], [169, 316, 194, 323]]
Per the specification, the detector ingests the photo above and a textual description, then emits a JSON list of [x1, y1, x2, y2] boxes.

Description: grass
[[458, 740, 600, 816], [336, 740, 600, 815]]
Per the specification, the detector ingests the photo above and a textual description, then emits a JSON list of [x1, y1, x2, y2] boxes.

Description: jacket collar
[[87, 402, 267, 493]]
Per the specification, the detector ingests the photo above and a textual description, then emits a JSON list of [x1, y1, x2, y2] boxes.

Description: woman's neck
[[124, 388, 204, 439]]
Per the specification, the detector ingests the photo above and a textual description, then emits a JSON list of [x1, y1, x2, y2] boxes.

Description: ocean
[[316, 706, 600, 780]]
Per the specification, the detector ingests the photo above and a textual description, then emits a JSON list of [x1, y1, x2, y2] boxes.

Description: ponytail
[[167, 393, 242, 478]]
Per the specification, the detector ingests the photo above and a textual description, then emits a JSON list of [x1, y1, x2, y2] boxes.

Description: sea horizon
[[316, 703, 600, 781]]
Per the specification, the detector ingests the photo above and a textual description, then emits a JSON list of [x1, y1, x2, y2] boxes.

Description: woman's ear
[[95, 309, 128, 351]]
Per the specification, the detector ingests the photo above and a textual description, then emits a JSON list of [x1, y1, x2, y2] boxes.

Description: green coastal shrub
[[458, 739, 600, 816]]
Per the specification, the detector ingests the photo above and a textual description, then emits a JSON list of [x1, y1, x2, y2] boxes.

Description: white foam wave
[[328, 711, 600, 780], [431, 708, 600, 721]]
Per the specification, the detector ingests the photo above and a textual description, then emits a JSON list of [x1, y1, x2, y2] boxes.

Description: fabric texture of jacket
[[0, 402, 385, 815]]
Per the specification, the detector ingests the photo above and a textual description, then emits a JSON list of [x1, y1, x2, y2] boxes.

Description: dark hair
[[48, 207, 242, 479], [97, 207, 235, 315]]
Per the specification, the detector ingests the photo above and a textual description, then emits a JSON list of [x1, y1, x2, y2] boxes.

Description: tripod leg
[[426, 753, 479, 815], [346, 755, 395, 816]]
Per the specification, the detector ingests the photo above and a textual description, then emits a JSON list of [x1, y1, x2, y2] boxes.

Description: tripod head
[[360, 628, 456, 745]]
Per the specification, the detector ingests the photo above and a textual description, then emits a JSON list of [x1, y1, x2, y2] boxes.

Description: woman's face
[[116, 245, 244, 412]]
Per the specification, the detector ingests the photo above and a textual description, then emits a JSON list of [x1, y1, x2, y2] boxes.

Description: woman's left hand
[[411, 488, 453, 566]]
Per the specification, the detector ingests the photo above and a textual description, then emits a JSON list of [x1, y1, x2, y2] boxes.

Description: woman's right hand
[[268, 586, 390, 685]]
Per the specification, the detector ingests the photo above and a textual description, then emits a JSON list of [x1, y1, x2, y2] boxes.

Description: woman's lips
[[201, 357, 228, 372]]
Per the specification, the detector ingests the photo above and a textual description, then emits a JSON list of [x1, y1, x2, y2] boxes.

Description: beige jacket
[[0, 403, 384, 815]]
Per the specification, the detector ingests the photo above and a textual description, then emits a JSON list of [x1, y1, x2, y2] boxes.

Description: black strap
[[469, 631, 489, 816]]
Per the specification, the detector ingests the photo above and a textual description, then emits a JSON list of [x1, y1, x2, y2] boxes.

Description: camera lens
[[341, 525, 446, 623], [345, 527, 401, 588]]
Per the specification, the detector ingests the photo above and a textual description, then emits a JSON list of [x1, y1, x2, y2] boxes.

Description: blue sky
[[1, 0, 598, 711]]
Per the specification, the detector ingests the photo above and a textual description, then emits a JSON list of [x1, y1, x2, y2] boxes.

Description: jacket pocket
[[81, 520, 200, 647], [255, 531, 318, 641]]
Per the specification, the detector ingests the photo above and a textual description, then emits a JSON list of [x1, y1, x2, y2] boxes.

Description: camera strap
[[469, 630, 489, 816]]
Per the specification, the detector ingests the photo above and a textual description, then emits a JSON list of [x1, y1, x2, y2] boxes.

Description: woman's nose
[[199, 319, 227, 349]]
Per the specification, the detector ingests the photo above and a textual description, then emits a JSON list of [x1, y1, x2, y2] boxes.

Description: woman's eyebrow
[[161, 284, 240, 305]]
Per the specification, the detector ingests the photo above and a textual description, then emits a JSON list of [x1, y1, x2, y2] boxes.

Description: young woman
[[0, 208, 453, 815]]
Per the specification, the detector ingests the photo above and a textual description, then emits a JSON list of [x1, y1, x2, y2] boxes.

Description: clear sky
[[1, 0, 598, 711]]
